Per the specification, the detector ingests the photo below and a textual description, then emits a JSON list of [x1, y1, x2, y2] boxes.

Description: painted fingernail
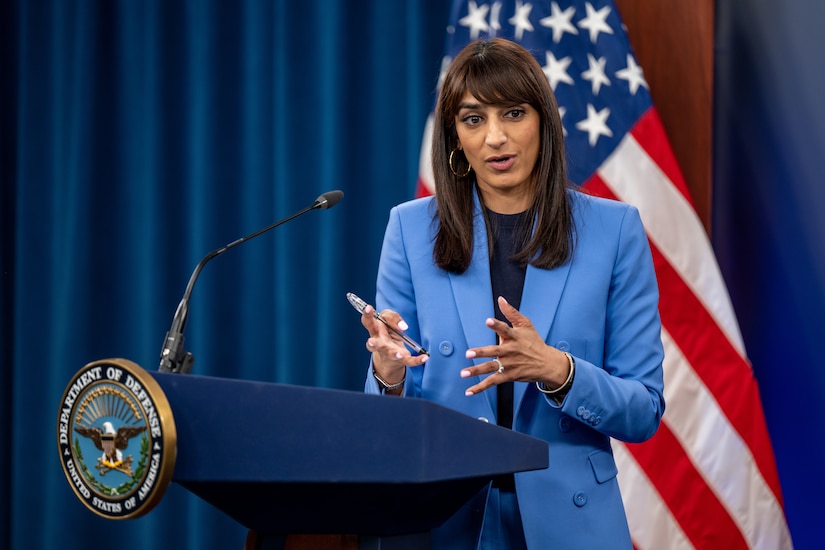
[[420, 355, 429, 363], [465, 350, 477, 359], [395, 352, 403, 359], [398, 320, 409, 331], [460, 369, 471, 378], [465, 389, 474, 396], [486, 318, 495, 326]]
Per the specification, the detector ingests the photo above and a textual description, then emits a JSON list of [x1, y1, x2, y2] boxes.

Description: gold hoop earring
[[449, 148, 472, 178]]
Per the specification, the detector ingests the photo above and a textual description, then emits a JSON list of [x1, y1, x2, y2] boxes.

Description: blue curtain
[[714, 0, 825, 547], [1, 1, 449, 548]]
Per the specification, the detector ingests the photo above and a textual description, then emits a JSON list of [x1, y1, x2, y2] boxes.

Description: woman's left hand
[[460, 296, 570, 396]]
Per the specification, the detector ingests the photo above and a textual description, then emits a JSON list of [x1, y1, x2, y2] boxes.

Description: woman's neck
[[477, 184, 533, 214]]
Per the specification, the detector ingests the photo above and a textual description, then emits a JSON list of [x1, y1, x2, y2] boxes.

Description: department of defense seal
[[57, 358, 176, 519]]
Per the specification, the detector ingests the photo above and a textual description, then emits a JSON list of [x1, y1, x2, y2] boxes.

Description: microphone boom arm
[[158, 190, 343, 374]]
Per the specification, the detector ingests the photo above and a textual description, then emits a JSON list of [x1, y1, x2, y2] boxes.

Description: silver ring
[[493, 358, 504, 374]]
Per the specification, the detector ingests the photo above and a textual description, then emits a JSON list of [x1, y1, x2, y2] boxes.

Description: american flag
[[416, 1, 793, 548]]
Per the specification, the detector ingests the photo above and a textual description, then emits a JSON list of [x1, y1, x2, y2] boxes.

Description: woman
[[360, 38, 665, 549]]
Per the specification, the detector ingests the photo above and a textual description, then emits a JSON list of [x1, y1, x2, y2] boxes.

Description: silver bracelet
[[373, 371, 405, 391], [536, 352, 575, 395]]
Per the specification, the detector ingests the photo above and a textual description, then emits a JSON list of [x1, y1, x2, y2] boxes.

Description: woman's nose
[[485, 120, 507, 147]]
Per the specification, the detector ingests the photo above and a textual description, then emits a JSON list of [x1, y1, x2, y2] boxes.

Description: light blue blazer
[[365, 189, 665, 549]]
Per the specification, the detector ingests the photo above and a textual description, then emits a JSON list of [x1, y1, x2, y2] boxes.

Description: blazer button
[[558, 416, 572, 432], [573, 492, 587, 507], [477, 417, 490, 423], [577, 406, 585, 416], [438, 341, 454, 356], [556, 340, 570, 352]]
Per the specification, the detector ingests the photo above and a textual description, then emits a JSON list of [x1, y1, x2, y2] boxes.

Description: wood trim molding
[[613, 0, 714, 234]]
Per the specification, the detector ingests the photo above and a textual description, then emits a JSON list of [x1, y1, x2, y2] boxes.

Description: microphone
[[158, 190, 344, 373]]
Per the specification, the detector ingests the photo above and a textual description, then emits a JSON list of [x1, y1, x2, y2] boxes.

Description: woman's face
[[454, 91, 541, 213]]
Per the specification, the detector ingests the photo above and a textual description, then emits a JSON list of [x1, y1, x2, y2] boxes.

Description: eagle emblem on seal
[[74, 421, 146, 477]]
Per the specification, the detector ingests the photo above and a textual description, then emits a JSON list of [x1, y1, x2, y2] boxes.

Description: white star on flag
[[508, 0, 534, 40], [490, 1, 503, 36], [459, 1, 491, 40], [581, 53, 611, 95], [575, 103, 612, 145], [543, 50, 574, 90], [539, 2, 578, 43], [578, 2, 614, 43], [615, 54, 648, 95]]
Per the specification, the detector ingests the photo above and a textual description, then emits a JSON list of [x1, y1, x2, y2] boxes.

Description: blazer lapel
[[450, 191, 497, 347], [449, 192, 498, 413], [512, 239, 573, 410]]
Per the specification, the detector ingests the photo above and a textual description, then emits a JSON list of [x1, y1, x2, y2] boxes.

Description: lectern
[[151, 372, 549, 549]]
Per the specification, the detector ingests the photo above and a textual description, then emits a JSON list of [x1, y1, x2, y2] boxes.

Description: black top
[[487, 209, 530, 431]]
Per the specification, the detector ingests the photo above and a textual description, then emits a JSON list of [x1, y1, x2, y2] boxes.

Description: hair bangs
[[463, 51, 542, 109]]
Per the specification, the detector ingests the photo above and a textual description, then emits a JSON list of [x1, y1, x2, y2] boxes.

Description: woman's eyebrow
[[458, 101, 528, 111]]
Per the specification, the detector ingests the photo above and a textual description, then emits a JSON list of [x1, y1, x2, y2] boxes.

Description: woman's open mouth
[[487, 155, 516, 171]]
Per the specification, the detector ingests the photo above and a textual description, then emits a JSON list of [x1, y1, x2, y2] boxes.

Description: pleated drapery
[[1, 1, 448, 548]]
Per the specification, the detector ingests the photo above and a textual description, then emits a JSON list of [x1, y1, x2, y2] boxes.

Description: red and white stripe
[[416, 108, 793, 549], [595, 109, 792, 549]]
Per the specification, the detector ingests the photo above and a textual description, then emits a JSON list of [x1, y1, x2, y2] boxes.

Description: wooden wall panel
[[613, 0, 714, 233]]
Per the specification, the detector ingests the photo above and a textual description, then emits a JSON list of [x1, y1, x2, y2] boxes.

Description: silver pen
[[346, 292, 429, 355]]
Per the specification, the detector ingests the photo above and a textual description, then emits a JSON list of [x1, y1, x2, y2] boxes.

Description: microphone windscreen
[[315, 190, 344, 210]]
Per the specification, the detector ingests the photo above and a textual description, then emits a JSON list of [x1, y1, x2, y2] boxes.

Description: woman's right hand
[[360, 304, 428, 384]]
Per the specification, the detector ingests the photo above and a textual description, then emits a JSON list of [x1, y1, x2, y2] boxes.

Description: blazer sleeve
[[556, 204, 666, 443], [364, 203, 425, 398]]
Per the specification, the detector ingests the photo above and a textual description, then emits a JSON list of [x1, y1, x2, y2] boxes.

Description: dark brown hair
[[431, 38, 573, 273]]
